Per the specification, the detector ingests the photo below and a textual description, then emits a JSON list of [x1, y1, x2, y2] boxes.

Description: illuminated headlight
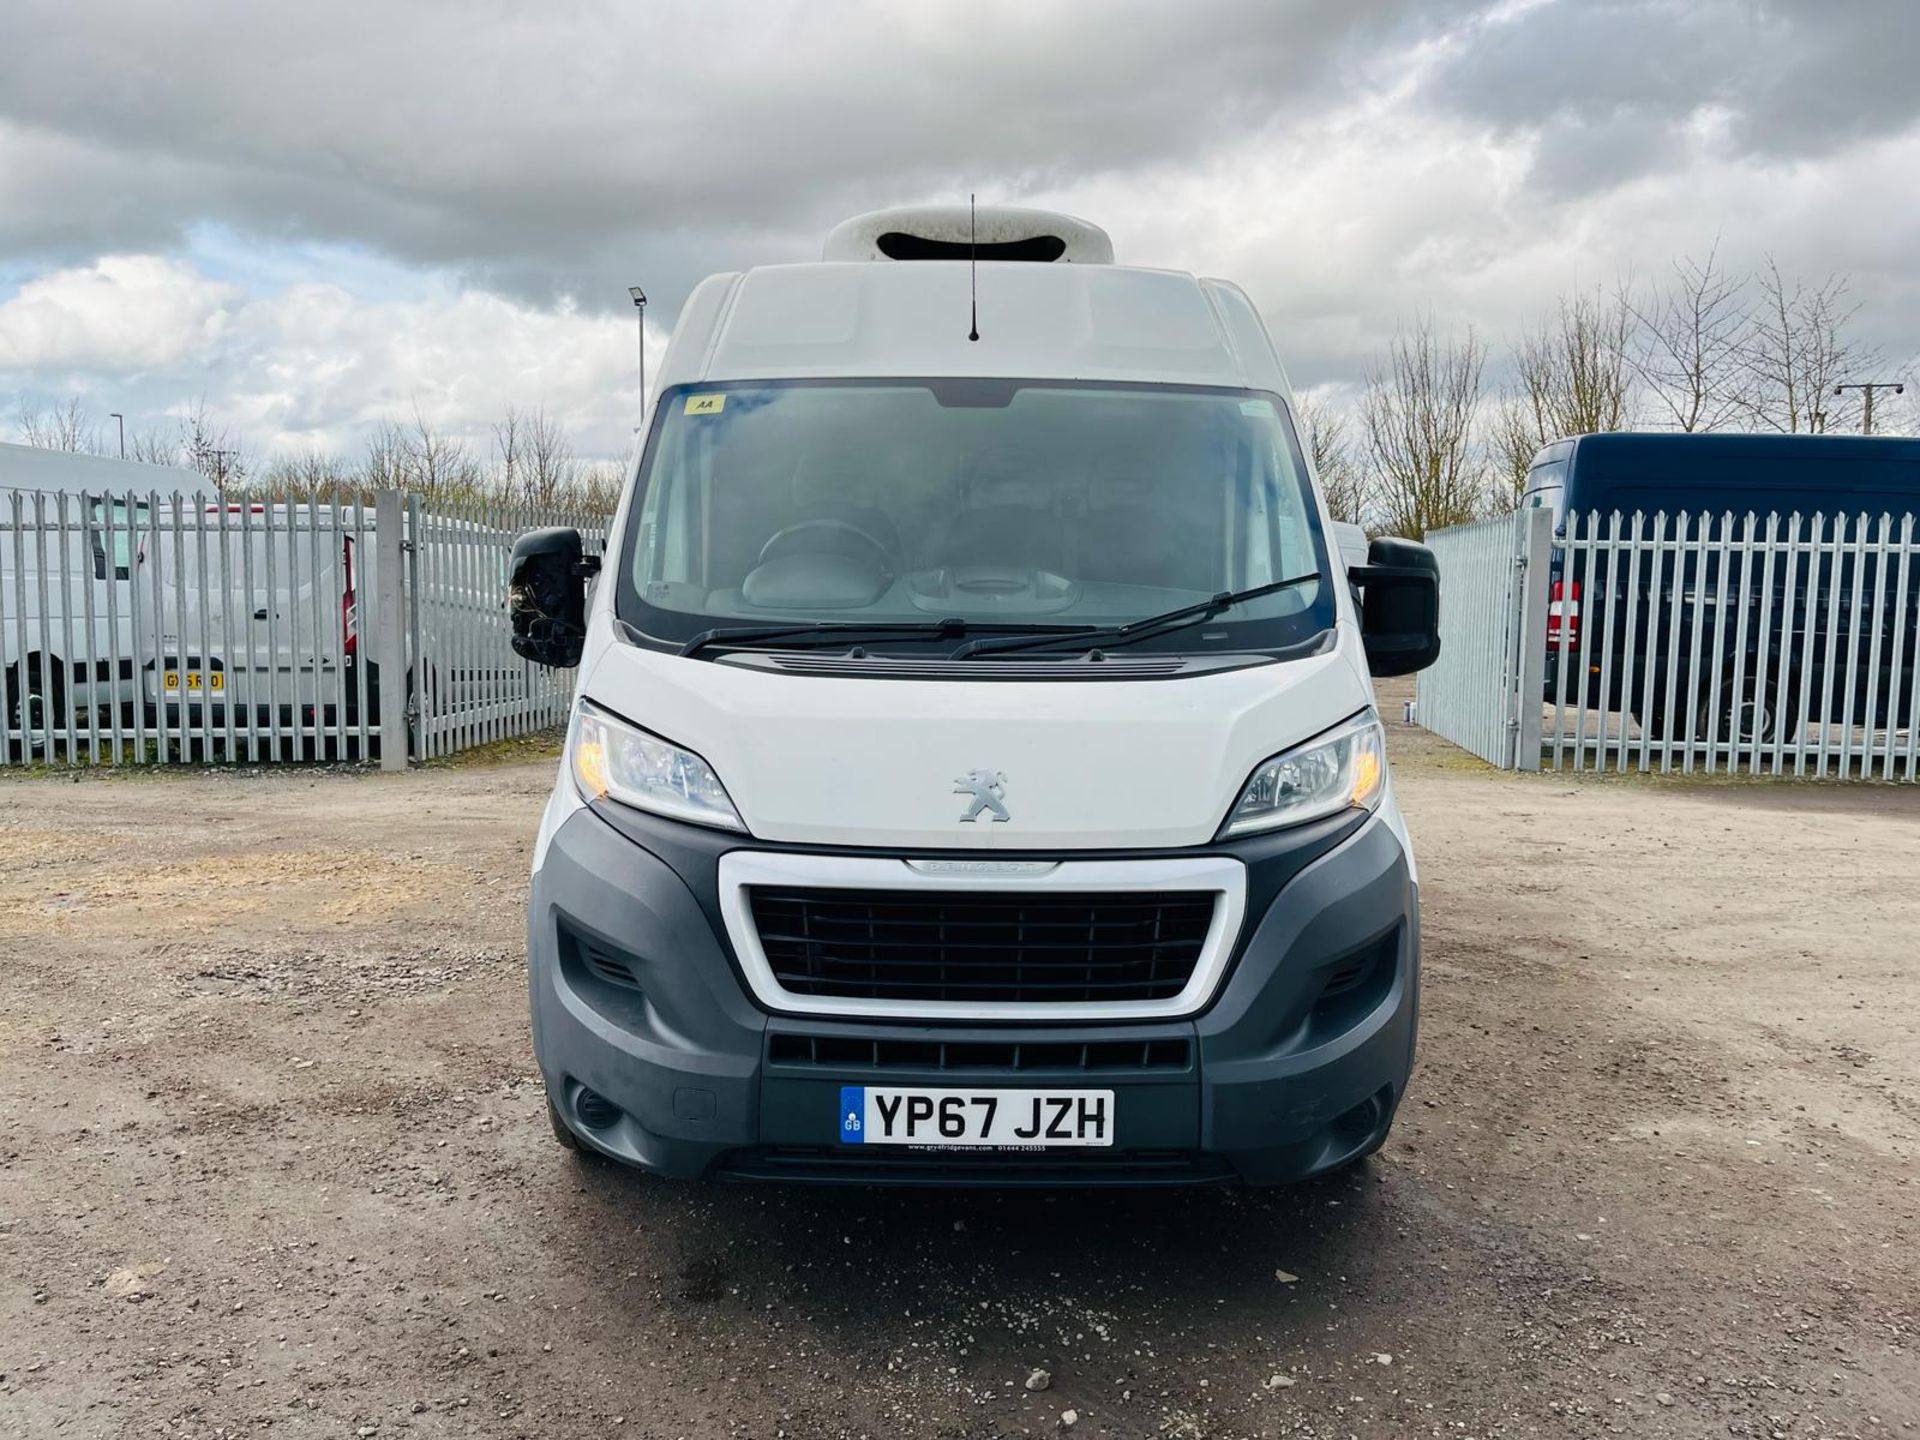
[[570, 699, 746, 832], [1219, 711, 1386, 838]]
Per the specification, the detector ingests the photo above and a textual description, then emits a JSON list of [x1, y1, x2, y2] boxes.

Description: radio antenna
[[968, 192, 980, 342]]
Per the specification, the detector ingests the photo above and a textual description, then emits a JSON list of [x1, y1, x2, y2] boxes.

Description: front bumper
[[527, 801, 1419, 1187]]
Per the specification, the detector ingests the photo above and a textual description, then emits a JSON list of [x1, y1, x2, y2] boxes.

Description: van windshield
[[616, 379, 1333, 656]]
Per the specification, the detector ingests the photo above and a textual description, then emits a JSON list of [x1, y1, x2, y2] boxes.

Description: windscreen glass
[[616, 380, 1333, 654]]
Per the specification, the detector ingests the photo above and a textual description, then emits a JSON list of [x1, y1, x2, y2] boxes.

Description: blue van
[[1523, 433, 1920, 744]]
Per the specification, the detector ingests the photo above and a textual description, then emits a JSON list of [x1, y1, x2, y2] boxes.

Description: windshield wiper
[[948, 573, 1323, 660], [674, 616, 1041, 658]]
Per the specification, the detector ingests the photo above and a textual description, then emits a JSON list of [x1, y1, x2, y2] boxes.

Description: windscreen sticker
[[1238, 398, 1277, 418], [684, 393, 726, 415]]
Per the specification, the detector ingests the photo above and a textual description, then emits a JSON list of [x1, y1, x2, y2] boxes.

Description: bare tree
[[1891, 361, 1920, 438], [167, 397, 250, 489], [258, 449, 365, 502], [1746, 257, 1876, 433], [127, 428, 183, 466], [1486, 389, 1542, 516], [353, 405, 486, 500], [494, 404, 577, 504], [16, 395, 102, 453], [570, 459, 626, 513], [1293, 392, 1365, 525], [1629, 242, 1752, 432], [1361, 316, 1487, 539], [1516, 289, 1637, 439], [361, 419, 415, 491], [1485, 288, 1636, 512], [493, 406, 523, 497], [404, 403, 483, 502]]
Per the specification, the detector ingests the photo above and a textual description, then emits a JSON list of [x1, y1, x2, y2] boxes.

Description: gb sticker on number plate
[[838, 1085, 1114, 1149]]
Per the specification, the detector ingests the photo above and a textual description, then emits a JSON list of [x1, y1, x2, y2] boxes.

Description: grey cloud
[[1525, 110, 1673, 198], [1424, 0, 1920, 194], [8, 0, 1920, 450], [0, 0, 1482, 317]]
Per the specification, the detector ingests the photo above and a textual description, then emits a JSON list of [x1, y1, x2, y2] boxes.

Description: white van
[[139, 500, 378, 742], [142, 502, 514, 749], [512, 206, 1441, 1185], [1, 443, 210, 751]]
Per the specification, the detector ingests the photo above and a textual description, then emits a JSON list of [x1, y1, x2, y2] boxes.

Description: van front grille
[[767, 1033, 1192, 1072], [746, 887, 1215, 1005], [713, 1146, 1235, 1187]]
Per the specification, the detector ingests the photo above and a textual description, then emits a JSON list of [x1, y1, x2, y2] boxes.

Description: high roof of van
[[654, 261, 1292, 396], [0, 441, 212, 498], [1531, 430, 1920, 520], [1556, 432, 1920, 464]]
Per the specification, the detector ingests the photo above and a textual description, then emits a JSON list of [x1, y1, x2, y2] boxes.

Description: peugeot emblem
[[953, 769, 1010, 823]]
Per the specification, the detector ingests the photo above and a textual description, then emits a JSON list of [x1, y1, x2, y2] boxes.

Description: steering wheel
[[757, 518, 893, 569]]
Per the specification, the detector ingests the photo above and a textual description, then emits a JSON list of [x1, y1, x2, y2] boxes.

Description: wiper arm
[[949, 573, 1322, 660], [677, 617, 973, 658]]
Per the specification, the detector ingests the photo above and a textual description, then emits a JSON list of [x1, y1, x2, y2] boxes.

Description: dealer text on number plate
[[838, 1086, 1114, 1148]]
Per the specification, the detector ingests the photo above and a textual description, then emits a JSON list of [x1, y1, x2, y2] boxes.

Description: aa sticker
[[1238, 399, 1277, 418], [684, 393, 726, 416]]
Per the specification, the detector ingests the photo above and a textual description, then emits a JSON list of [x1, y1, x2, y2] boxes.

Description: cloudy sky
[[2, 0, 1917, 462]]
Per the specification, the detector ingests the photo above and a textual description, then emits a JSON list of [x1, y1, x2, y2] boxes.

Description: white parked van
[[514, 207, 1441, 1185], [142, 502, 516, 747], [1, 443, 210, 750], [139, 500, 377, 739]]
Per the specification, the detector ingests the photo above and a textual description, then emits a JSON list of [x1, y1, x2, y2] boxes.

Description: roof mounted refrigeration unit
[[823, 205, 1114, 264]]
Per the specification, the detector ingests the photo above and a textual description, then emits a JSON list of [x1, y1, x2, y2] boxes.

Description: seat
[[935, 457, 1069, 573], [1077, 470, 1215, 593]]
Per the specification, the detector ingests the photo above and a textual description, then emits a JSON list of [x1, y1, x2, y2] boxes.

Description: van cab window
[[619, 379, 1333, 656], [1523, 456, 1567, 523], [88, 498, 151, 580]]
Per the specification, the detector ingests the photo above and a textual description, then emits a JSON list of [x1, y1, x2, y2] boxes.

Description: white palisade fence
[[1413, 511, 1544, 769], [407, 494, 611, 761], [1414, 505, 1920, 781], [0, 487, 610, 768], [1544, 509, 1919, 780]]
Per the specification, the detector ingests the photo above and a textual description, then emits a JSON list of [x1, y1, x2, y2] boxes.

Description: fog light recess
[[1332, 1089, 1388, 1141], [574, 1087, 622, 1131]]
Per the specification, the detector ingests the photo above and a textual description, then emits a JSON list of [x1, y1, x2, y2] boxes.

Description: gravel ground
[[2, 685, 1915, 1439]]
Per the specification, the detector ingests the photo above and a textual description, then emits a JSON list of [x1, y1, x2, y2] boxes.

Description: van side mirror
[[1350, 536, 1440, 676], [508, 527, 600, 669]]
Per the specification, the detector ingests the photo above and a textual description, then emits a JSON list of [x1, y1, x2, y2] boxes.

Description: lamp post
[[109, 412, 125, 459], [628, 285, 648, 413]]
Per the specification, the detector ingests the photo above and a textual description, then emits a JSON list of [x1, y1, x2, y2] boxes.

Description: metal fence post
[[374, 489, 408, 772], [1512, 506, 1553, 771]]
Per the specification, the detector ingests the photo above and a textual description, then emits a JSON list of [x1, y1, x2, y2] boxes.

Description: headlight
[[1219, 711, 1385, 838], [570, 699, 746, 832]]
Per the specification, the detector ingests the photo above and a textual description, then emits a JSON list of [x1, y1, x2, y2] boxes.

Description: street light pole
[[109, 412, 125, 458], [628, 285, 648, 415], [1834, 381, 1905, 436]]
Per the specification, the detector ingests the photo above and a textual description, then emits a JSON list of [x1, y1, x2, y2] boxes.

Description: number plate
[[163, 670, 223, 692], [838, 1086, 1114, 1148]]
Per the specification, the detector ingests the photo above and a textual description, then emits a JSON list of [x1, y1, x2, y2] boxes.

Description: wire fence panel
[[1413, 511, 1530, 768], [409, 495, 611, 761], [1, 486, 611, 768], [1538, 509, 1920, 780]]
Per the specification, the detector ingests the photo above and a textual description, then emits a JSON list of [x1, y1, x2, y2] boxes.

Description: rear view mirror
[[1350, 536, 1440, 676], [508, 527, 599, 669]]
